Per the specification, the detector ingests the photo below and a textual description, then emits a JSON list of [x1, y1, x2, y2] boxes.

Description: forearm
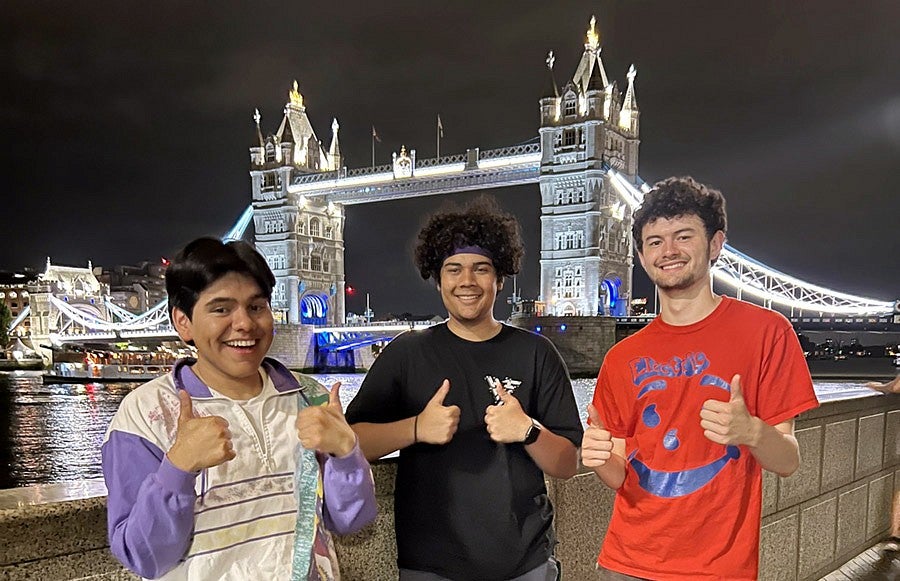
[[589, 452, 627, 489], [103, 434, 197, 578], [747, 418, 801, 477], [322, 441, 377, 535], [351, 418, 416, 461], [525, 429, 578, 479]]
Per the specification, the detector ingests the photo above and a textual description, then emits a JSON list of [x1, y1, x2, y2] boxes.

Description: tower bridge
[[15, 16, 896, 356]]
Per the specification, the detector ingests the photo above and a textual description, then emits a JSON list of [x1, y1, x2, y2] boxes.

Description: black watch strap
[[522, 419, 541, 445]]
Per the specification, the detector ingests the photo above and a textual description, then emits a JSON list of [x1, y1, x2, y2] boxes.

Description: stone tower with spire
[[249, 82, 346, 326], [538, 16, 640, 316]]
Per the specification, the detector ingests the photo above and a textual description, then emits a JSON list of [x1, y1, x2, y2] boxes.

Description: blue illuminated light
[[560, 324, 567, 331], [535, 325, 542, 333]]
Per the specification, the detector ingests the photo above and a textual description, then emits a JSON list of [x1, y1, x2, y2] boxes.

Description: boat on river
[[42, 348, 178, 384]]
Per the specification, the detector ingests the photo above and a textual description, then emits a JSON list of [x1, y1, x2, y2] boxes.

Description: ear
[[709, 230, 726, 263], [496, 277, 504, 292], [171, 307, 194, 344]]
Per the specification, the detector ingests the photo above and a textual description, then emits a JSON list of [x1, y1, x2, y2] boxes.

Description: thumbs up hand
[[297, 382, 357, 457], [167, 390, 236, 473], [700, 374, 759, 446], [581, 404, 615, 468], [484, 383, 532, 443], [415, 379, 460, 445]]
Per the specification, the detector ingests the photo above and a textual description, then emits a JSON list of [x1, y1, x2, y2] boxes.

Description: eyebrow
[[202, 294, 267, 307], [645, 227, 699, 240], [442, 261, 494, 268]]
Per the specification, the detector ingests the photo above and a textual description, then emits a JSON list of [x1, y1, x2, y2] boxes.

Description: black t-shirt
[[345, 323, 583, 580]]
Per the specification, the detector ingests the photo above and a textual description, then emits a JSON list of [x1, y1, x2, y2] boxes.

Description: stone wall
[[268, 323, 316, 369], [510, 315, 618, 376], [2, 393, 897, 580]]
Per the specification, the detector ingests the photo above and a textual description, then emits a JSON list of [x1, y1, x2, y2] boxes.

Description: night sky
[[3, 1, 899, 318]]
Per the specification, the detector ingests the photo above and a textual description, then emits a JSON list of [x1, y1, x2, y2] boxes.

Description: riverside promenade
[[1, 388, 897, 580]]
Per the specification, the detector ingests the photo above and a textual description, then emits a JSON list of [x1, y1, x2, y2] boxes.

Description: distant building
[[0, 269, 39, 337], [96, 260, 167, 314]]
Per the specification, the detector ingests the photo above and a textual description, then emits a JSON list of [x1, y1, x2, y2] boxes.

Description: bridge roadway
[[50, 314, 900, 346], [290, 143, 542, 205]]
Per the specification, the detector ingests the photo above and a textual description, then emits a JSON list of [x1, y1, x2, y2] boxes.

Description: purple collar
[[172, 357, 302, 399]]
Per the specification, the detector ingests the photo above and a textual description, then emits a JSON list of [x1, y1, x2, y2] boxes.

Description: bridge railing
[[478, 142, 541, 159]]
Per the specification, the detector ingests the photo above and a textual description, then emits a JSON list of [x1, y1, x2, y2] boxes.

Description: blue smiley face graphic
[[631, 369, 739, 498]]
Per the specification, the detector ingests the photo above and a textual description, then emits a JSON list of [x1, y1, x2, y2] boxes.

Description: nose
[[459, 267, 477, 285], [231, 307, 256, 331], [660, 238, 679, 257]]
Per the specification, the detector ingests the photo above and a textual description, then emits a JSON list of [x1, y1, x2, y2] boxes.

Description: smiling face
[[438, 253, 502, 337], [172, 272, 274, 396], [638, 214, 724, 296]]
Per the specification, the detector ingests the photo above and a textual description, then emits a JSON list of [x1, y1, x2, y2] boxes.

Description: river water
[[0, 369, 888, 488]]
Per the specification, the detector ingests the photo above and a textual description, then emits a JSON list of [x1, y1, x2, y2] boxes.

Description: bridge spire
[[544, 50, 560, 98], [329, 118, 342, 171], [252, 108, 265, 150], [573, 15, 609, 93], [619, 64, 639, 134]]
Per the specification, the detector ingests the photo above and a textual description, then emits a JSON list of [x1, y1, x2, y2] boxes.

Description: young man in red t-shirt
[[582, 177, 819, 580]]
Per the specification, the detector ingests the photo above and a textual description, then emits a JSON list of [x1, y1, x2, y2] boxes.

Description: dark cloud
[[1, 0, 897, 318]]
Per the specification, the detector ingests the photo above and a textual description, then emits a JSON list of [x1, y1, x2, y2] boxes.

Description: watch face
[[523, 422, 541, 445]]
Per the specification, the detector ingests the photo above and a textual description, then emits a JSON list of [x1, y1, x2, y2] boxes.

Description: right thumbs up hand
[[415, 379, 460, 445], [581, 404, 614, 468], [167, 390, 236, 473]]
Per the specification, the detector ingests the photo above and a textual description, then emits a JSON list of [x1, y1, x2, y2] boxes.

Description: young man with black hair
[[345, 196, 583, 581], [582, 177, 819, 580], [102, 237, 376, 580]]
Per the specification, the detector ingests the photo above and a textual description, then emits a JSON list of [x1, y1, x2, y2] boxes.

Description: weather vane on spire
[[289, 80, 303, 107], [253, 108, 261, 126], [546, 50, 555, 70], [587, 15, 600, 50]]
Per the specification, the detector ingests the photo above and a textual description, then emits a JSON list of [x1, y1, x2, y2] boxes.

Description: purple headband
[[444, 245, 494, 262]]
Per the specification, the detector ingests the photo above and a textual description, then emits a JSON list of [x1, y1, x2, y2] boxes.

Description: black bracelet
[[413, 414, 419, 443]]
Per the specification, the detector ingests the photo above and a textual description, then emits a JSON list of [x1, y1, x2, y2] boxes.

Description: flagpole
[[436, 114, 442, 159], [371, 126, 375, 169]]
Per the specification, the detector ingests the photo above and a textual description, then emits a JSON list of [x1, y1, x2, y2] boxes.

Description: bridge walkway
[[821, 539, 900, 580]]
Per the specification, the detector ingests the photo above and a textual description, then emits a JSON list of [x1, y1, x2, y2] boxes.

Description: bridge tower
[[538, 17, 640, 316], [28, 259, 108, 361], [249, 82, 346, 326]]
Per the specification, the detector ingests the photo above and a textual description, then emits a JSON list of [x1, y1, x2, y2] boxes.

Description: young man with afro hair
[[346, 196, 583, 581]]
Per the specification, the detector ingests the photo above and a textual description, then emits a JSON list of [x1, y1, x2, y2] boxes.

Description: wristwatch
[[522, 418, 542, 445]]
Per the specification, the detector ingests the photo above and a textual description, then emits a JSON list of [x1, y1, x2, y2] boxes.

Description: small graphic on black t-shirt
[[485, 375, 522, 405]]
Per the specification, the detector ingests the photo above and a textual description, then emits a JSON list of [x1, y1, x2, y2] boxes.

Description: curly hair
[[632, 176, 727, 253], [414, 195, 524, 282]]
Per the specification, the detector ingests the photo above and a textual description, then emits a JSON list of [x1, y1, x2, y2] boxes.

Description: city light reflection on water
[[0, 371, 881, 488]]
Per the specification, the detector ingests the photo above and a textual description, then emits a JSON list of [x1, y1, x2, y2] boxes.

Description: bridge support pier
[[510, 315, 617, 377], [268, 324, 316, 370]]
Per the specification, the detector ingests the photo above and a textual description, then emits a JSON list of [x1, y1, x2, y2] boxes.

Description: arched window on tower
[[564, 99, 576, 117], [310, 218, 321, 237], [298, 219, 306, 235]]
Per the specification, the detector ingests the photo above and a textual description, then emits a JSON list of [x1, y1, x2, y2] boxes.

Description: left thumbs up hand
[[296, 382, 357, 457], [700, 375, 760, 447], [484, 384, 532, 444]]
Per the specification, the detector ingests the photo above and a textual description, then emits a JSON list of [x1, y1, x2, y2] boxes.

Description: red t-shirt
[[593, 297, 818, 580]]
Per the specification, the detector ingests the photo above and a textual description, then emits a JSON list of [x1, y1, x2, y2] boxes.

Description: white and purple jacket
[[102, 358, 376, 580]]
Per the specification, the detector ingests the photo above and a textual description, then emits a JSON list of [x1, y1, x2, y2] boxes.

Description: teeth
[[225, 340, 256, 347]]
